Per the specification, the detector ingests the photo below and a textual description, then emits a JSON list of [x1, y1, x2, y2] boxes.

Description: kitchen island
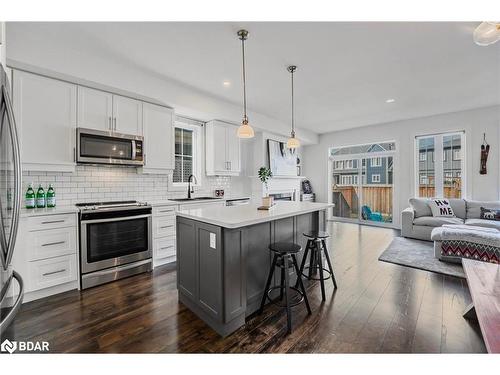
[[176, 201, 331, 336]]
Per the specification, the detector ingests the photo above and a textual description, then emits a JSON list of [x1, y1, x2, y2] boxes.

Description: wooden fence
[[332, 185, 392, 216]]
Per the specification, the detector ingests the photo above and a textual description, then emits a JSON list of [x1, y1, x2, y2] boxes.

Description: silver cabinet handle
[[160, 225, 174, 229], [41, 220, 65, 224], [73, 147, 76, 162], [43, 269, 66, 277], [41, 241, 65, 247], [108, 116, 112, 130], [113, 117, 117, 130], [158, 209, 174, 213], [229, 161, 232, 170], [159, 245, 174, 250]]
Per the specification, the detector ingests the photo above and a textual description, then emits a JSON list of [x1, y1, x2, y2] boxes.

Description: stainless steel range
[[76, 200, 152, 289]]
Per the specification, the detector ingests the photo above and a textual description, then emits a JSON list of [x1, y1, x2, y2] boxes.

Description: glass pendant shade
[[473, 22, 500, 46], [287, 135, 300, 149], [237, 119, 255, 138]]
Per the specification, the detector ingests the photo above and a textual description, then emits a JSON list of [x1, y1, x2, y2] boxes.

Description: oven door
[[80, 213, 152, 274], [77, 128, 143, 166]]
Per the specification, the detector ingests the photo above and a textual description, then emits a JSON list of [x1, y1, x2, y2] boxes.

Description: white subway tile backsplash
[[22, 165, 233, 205]]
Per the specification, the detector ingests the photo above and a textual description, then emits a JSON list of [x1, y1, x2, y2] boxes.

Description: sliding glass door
[[330, 142, 396, 226]]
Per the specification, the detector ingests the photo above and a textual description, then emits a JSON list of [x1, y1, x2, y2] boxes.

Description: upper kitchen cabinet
[[140, 103, 175, 174], [205, 120, 241, 176], [12, 70, 77, 172], [77, 86, 142, 136], [77, 86, 113, 131], [113, 95, 143, 135]]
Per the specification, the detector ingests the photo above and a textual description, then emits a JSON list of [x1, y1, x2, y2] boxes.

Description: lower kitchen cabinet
[[12, 211, 79, 303], [152, 204, 177, 268]]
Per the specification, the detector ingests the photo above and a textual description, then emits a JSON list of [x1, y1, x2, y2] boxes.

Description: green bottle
[[25, 183, 36, 209], [36, 184, 46, 208], [46, 184, 56, 208]]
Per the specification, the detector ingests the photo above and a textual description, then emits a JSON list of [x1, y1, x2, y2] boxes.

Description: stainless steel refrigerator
[[0, 62, 23, 335]]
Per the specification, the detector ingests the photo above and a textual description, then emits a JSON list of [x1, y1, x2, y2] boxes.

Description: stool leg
[[308, 241, 316, 278], [317, 245, 326, 301], [292, 254, 311, 315], [283, 254, 292, 334], [295, 240, 310, 288], [259, 253, 279, 314], [279, 266, 285, 301], [322, 239, 338, 289]]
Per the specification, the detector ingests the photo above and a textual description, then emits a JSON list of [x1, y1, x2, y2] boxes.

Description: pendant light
[[236, 29, 255, 138], [286, 65, 300, 149], [473, 22, 500, 46]]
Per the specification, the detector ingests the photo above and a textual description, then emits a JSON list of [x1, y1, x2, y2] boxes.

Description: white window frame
[[371, 157, 382, 167], [414, 131, 465, 198], [453, 149, 461, 161], [371, 174, 381, 183], [419, 152, 427, 161], [168, 121, 203, 190]]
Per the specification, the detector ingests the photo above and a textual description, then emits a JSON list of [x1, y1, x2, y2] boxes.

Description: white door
[[77, 86, 113, 131], [112, 95, 142, 135], [225, 125, 240, 173], [141, 103, 174, 173], [213, 123, 227, 172], [12, 70, 77, 172]]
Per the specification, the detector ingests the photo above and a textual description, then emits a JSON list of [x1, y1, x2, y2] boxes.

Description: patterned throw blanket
[[431, 225, 500, 248]]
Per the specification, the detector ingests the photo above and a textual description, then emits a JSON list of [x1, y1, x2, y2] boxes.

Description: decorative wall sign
[[480, 133, 490, 175]]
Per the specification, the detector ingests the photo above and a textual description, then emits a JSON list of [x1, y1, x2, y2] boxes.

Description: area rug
[[378, 237, 465, 278]]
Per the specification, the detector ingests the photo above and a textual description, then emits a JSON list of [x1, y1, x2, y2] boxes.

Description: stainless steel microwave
[[76, 128, 144, 166]]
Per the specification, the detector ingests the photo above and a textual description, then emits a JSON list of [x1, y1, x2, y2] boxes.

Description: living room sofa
[[401, 198, 500, 241]]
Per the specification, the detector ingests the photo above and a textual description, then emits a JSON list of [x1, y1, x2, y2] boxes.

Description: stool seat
[[269, 242, 301, 254], [303, 231, 330, 239]]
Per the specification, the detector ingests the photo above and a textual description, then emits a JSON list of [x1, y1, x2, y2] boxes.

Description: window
[[172, 119, 202, 185], [371, 174, 381, 183], [371, 157, 382, 167], [416, 131, 464, 198], [419, 152, 427, 161]]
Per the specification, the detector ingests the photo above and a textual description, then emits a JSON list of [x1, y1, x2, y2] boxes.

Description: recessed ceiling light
[[223, 80, 231, 87], [385, 98, 395, 103]]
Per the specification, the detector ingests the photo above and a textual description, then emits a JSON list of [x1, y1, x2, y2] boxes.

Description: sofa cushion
[[428, 199, 455, 217], [465, 219, 500, 231], [409, 198, 466, 219], [413, 216, 464, 227], [466, 200, 500, 219], [409, 198, 432, 218], [480, 207, 500, 221]]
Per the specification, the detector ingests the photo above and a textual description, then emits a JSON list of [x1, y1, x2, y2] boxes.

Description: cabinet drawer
[[154, 217, 175, 238], [28, 227, 77, 261], [27, 255, 77, 292], [153, 205, 176, 217], [27, 213, 76, 231], [154, 237, 176, 260]]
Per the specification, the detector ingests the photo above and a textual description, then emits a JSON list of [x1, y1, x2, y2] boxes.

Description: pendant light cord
[[241, 36, 248, 122], [291, 68, 295, 136]]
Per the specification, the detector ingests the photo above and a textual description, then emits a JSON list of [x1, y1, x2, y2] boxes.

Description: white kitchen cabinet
[[12, 70, 77, 172], [113, 95, 143, 135], [205, 120, 241, 176], [77, 86, 113, 131], [152, 203, 177, 268], [140, 103, 175, 174]]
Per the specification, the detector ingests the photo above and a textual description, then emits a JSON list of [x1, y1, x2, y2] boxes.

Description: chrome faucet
[[187, 174, 198, 199]]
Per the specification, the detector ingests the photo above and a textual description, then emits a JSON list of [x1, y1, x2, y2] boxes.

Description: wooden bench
[[462, 259, 500, 353]]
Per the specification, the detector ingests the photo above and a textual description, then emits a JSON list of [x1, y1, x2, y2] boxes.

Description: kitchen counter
[[176, 201, 330, 336], [20, 205, 78, 217], [148, 195, 250, 207], [177, 201, 331, 229]]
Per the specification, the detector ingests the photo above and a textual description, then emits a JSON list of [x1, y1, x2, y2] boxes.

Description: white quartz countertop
[[176, 201, 332, 229], [148, 196, 250, 206], [21, 205, 78, 217]]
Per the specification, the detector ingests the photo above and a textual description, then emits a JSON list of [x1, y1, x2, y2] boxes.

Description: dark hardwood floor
[[3, 222, 486, 353]]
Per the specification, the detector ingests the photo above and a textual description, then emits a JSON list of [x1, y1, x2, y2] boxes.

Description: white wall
[[5, 24, 318, 145], [302, 105, 500, 227]]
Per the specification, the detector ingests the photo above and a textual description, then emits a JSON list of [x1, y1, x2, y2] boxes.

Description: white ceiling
[[8, 22, 500, 134]]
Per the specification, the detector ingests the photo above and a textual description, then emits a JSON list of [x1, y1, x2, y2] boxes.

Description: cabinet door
[[12, 70, 77, 172], [225, 125, 241, 173], [112, 95, 142, 135], [212, 123, 227, 172], [141, 103, 174, 173], [77, 86, 113, 131]]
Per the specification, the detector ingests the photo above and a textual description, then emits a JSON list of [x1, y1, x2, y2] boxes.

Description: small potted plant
[[258, 167, 273, 207]]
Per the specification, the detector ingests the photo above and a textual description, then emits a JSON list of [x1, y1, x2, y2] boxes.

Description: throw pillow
[[428, 199, 455, 217], [480, 207, 500, 221]]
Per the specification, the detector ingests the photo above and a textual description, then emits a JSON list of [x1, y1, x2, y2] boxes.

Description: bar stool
[[296, 231, 337, 301], [259, 242, 311, 334]]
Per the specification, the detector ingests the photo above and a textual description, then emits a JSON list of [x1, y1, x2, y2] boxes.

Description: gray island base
[[176, 202, 331, 336]]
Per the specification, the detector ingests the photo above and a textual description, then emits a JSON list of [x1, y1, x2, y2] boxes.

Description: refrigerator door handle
[[0, 271, 24, 334], [2, 85, 22, 269]]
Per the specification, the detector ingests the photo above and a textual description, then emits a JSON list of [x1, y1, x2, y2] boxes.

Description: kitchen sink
[[169, 197, 222, 202]]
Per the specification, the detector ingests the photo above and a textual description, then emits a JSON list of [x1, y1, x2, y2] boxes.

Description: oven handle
[[81, 213, 152, 224]]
